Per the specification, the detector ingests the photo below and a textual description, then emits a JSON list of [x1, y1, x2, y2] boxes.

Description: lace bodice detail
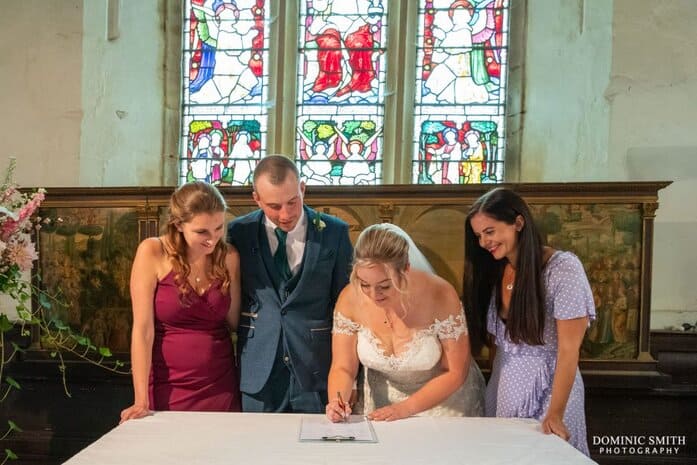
[[333, 311, 362, 335], [333, 308, 468, 339], [333, 308, 468, 373], [431, 312, 469, 340], [332, 308, 484, 417]]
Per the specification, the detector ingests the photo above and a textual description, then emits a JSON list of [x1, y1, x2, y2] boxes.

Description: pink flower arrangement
[[0, 158, 45, 288]]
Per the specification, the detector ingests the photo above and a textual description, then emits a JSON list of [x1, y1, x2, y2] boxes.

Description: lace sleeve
[[431, 306, 469, 340], [333, 311, 361, 335]]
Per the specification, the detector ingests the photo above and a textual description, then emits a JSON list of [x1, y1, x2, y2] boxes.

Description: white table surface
[[63, 412, 597, 465]]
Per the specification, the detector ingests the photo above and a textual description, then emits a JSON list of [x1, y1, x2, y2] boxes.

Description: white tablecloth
[[63, 412, 597, 465]]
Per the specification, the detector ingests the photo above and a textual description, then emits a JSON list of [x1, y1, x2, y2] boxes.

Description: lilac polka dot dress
[[485, 251, 596, 455]]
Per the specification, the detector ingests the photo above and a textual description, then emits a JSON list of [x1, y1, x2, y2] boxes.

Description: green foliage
[[0, 159, 127, 460], [3, 378, 19, 391], [8, 343, 22, 354], [0, 316, 11, 333], [7, 422, 21, 434], [0, 278, 128, 459], [99, 347, 113, 357]]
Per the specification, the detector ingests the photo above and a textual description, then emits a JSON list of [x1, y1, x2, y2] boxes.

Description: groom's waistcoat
[[227, 206, 352, 394]]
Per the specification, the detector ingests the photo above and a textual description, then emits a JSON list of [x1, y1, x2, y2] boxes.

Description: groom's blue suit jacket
[[227, 206, 352, 395]]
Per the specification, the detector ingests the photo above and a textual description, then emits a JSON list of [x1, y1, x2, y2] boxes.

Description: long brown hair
[[163, 181, 230, 302], [464, 187, 546, 353]]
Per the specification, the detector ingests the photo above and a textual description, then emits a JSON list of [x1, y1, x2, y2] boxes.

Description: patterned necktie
[[273, 227, 292, 282]]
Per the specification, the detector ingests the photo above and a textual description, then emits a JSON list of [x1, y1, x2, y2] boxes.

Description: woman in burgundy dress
[[120, 181, 241, 422]]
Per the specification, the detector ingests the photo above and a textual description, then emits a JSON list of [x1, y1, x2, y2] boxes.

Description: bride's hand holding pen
[[325, 391, 352, 423]]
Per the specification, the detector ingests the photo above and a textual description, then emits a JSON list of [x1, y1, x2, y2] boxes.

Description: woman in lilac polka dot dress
[[464, 188, 596, 456]]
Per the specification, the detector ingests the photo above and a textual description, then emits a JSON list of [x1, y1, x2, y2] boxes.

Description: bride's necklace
[[381, 305, 408, 329], [383, 310, 393, 328]]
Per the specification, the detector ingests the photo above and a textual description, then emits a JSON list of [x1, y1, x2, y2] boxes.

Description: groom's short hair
[[253, 155, 300, 189]]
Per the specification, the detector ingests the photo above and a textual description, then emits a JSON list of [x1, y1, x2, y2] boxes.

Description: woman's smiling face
[[178, 212, 226, 256], [469, 212, 522, 264]]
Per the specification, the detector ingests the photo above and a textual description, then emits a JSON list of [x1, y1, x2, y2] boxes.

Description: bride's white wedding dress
[[334, 308, 485, 416]]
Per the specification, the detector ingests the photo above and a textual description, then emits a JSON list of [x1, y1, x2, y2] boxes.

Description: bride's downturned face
[[354, 264, 397, 306]]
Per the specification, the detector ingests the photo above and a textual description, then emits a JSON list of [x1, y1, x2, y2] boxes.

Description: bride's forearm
[[327, 366, 357, 402], [402, 366, 469, 415]]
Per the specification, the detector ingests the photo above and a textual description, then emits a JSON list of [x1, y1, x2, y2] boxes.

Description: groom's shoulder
[[305, 206, 347, 228], [229, 209, 261, 228], [322, 212, 348, 229]]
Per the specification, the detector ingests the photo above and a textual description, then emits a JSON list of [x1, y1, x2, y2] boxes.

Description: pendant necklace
[[192, 275, 204, 294], [382, 307, 396, 328], [190, 263, 209, 294]]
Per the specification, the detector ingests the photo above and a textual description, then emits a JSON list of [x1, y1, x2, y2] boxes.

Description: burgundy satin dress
[[148, 270, 240, 412]]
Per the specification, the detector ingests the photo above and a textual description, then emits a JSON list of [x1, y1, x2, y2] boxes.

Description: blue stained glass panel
[[181, 0, 270, 185]]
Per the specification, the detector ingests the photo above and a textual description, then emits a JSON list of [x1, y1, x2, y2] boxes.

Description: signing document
[[299, 415, 377, 442]]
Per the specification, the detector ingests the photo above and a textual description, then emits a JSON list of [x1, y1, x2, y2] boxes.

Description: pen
[[337, 391, 348, 422]]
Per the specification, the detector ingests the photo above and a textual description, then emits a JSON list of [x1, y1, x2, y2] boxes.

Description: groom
[[227, 155, 353, 413]]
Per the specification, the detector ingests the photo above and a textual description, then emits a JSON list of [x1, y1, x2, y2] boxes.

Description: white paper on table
[[299, 415, 378, 443]]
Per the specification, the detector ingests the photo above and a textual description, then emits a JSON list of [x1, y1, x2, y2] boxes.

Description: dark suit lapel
[[286, 206, 321, 304], [250, 211, 282, 300]]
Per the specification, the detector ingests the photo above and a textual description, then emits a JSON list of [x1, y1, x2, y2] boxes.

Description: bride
[[326, 223, 485, 422]]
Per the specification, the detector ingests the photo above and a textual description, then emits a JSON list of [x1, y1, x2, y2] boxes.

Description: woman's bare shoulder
[[136, 236, 166, 258], [225, 242, 240, 256], [410, 270, 461, 319], [133, 237, 170, 279], [224, 243, 240, 267], [335, 284, 360, 319]]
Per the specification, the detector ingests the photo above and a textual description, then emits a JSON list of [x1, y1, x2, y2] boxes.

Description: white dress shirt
[[263, 209, 307, 277]]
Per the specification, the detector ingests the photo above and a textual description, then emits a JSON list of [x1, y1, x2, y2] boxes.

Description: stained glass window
[[181, 0, 269, 186], [413, 0, 509, 184], [180, 1, 511, 186], [295, 0, 388, 186]]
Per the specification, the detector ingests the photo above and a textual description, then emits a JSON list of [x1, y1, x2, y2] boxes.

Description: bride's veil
[[378, 223, 435, 275]]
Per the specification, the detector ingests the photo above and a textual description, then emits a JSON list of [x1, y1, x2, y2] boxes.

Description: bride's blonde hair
[[351, 223, 410, 298]]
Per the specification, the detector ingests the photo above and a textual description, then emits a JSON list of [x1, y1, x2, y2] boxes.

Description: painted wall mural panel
[[33, 183, 666, 367]]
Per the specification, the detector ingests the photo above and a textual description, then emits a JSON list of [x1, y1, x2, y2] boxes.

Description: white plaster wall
[[608, 0, 697, 329], [521, 0, 697, 328], [80, 0, 165, 186], [520, 0, 614, 181], [0, 0, 83, 186]]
